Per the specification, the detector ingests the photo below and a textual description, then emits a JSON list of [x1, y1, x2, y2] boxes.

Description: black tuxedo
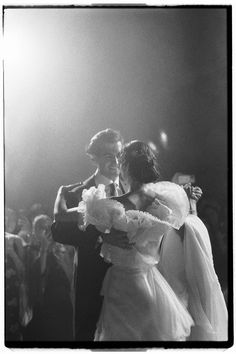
[[51, 175, 125, 341]]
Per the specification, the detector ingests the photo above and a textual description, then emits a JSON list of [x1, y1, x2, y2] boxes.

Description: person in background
[[17, 209, 32, 246], [5, 208, 26, 341], [53, 242, 75, 321], [198, 198, 228, 303], [5, 207, 18, 234], [28, 203, 46, 224], [24, 215, 73, 341]]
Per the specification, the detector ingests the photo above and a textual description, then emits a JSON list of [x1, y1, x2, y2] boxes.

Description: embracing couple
[[51, 129, 227, 342]]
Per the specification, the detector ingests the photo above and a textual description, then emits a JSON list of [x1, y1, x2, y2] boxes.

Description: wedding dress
[[158, 214, 228, 341], [78, 181, 194, 341]]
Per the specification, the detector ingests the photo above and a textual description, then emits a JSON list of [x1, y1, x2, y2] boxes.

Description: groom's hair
[[121, 140, 160, 184], [86, 128, 124, 157]]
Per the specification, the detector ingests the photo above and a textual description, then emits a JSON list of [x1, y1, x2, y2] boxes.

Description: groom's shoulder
[[69, 175, 96, 194], [65, 175, 96, 207]]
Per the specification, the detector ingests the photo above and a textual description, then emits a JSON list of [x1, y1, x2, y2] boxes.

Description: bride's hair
[[121, 140, 160, 184]]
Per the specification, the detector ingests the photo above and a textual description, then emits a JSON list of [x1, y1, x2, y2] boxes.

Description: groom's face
[[95, 141, 123, 181]]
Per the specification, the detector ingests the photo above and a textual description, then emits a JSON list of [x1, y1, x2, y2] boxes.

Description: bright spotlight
[[160, 131, 168, 148]]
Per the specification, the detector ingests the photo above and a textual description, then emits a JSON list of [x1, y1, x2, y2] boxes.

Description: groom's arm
[[51, 185, 100, 247], [51, 221, 100, 247], [52, 185, 134, 249]]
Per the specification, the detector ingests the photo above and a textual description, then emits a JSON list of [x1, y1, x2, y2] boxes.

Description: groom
[[51, 129, 130, 341]]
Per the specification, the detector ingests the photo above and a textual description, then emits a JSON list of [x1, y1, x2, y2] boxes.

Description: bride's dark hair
[[121, 140, 160, 184]]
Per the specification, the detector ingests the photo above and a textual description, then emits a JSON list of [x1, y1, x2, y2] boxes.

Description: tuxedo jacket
[[51, 174, 124, 340], [51, 174, 100, 248]]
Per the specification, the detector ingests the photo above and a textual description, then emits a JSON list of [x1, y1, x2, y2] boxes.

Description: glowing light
[[160, 131, 167, 143], [160, 131, 168, 148], [3, 16, 47, 83]]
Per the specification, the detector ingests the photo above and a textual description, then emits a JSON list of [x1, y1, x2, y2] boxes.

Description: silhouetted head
[[120, 140, 160, 188]]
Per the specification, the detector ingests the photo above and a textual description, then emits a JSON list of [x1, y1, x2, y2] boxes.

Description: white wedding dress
[[158, 214, 228, 341], [78, 182, 194, 341]]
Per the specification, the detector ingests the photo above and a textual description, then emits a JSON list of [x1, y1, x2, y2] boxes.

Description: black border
[[3, 3, 233, 350]]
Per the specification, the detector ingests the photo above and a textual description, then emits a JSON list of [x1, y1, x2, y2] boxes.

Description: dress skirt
[[95, 264, 194, 341]]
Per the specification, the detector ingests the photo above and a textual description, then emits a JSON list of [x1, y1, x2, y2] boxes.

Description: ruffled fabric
[[77, 181, 189, 267], [77, 184, 125, 233], [77, 181, 189, 234], [158, 214, 228, 341], [184, 215, 228, 341], [143, 181, 189, 229]]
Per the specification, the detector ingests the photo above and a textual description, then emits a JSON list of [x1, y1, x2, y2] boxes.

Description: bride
[[55, 140, 195, 341]]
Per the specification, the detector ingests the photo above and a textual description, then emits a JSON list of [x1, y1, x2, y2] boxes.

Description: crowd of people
[[5, 203, 74, 342], [4, 128, 228, 343]]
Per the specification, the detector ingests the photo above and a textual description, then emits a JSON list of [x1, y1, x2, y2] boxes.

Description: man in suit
[[51, 129, 129, 341]]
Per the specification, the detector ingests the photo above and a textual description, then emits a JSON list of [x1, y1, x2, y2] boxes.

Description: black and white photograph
[[2, 2, 232, 349]]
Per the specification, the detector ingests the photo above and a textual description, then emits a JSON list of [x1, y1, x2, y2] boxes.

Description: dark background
[[4, 7, 229, 215]]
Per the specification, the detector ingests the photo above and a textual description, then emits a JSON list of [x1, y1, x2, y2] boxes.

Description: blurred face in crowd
[[29, 203, 45, 222], [34, 217, 53, 247], [94, 141, 123, 181], [18, 209, 31, 232], [5, 208, 17, 234]]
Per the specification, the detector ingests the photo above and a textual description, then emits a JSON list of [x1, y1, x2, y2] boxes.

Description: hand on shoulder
[[57, 181, 83, 195]]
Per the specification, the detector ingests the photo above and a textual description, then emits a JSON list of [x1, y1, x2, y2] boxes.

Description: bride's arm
[[53, 186, 81, 222]]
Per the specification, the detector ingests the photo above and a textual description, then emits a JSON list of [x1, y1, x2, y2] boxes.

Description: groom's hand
[[101, 228, 134, 250]]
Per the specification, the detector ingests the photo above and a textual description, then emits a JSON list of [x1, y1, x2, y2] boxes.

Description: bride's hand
[[101, 228, 134, 250]]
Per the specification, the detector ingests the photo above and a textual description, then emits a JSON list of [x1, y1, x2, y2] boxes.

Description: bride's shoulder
[[143, 181, 188, 201], [143, 181, 190, 229]]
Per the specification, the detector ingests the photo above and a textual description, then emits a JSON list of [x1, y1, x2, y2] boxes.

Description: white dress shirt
[[94, 170, 123, 197]]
